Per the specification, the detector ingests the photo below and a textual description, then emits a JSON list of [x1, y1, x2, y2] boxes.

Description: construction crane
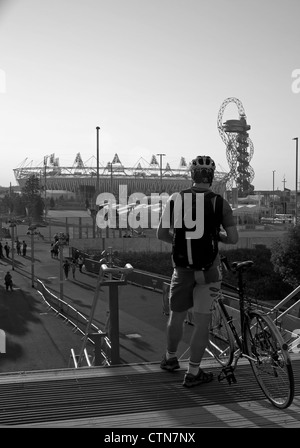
[[217, 97, 255, 196]]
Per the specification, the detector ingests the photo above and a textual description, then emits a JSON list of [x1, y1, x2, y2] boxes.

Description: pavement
[[0, 225, 193, 374]]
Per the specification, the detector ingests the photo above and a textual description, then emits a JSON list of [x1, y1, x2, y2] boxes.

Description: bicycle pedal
[[218, 367, 237, 385]]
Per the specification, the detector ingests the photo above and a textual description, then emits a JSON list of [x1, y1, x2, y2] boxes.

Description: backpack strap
[[212, 194, 223, 229]]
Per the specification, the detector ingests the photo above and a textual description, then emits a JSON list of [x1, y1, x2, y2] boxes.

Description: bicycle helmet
[[190, 155, 216, 185]]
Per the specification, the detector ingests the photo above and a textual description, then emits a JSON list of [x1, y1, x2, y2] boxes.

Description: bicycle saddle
[[231, 260, 254, 271]]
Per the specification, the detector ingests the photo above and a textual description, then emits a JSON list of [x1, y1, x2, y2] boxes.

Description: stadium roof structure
[[14, 152, 228, 196]]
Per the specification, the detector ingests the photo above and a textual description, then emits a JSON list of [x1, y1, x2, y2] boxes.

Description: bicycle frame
[[216, 263, 261, 381], [211, 258, 295, 408], [220, 270, 250, 355]]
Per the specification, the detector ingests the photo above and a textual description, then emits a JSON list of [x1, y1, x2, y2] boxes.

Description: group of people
[[62, 255, 84, 280], [0, 239, 27, 258]]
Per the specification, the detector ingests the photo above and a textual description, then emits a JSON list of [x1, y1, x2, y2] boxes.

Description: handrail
[[269, 285, 300, 318], [36, 279, 111, 366]]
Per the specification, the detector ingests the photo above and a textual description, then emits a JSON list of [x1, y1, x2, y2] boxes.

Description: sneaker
[[183, 369, 214, 387], [160, 355, 180, 372]]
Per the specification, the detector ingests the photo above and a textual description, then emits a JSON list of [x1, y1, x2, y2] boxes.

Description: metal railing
[[36, 279, 111, 366]]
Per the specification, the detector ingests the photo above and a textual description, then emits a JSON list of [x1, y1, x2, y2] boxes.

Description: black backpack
[[171, 188, 223, 270]]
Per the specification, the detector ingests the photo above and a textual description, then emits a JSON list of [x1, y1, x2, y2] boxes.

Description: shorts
[[169, 259, 222, 314]]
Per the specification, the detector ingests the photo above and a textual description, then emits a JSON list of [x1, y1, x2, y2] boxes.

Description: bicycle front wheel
[[245, 309, 294, 409], [207, 299, 235, 367]]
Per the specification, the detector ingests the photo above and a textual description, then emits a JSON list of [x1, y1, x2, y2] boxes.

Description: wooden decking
[[0, 356, 299, 428]]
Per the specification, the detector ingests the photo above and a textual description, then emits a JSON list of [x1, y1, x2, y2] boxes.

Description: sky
[[0, 0, 300, 191]]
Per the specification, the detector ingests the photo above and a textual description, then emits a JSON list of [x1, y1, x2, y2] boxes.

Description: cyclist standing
[[157, 155, 238, 387]]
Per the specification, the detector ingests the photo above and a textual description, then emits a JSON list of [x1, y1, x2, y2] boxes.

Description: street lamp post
[[28, 224, 36, 287], [156, 153, 166, 193], [110, 161, 113, 193], [272, 170, 276, 223], [58, 232, 66, 304], [9, 221, 16, 271], [43, 155, 49, 223], [96, 126, 100, 197], [293, 137, 298, 224]]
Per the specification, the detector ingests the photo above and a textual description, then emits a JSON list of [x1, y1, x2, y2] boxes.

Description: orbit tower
[[217, 97, 255, 196]]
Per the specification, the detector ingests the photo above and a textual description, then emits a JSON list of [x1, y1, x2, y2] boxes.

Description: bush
[[271, 225, 300, 289], [115, 247, 292, 303]]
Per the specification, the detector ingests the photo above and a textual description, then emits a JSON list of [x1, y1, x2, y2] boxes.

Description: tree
[[21, 175, 45, 221], [0, 191, 26, 216], [271, 225, 300, 288]]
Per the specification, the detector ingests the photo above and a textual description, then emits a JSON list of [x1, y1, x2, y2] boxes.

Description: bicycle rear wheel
[[245, 309, 294, 409], [207, 299, 235, 367]]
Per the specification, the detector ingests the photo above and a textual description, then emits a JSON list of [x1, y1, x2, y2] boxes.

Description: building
[[14, 152, 228, 202]]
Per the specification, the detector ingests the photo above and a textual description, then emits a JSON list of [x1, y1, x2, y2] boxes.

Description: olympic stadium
[[13, 153, 228, 202], [13, 98, 257, 203]]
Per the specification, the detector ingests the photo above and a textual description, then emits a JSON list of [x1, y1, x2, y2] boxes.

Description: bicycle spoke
[[245, 310, 294, 409]]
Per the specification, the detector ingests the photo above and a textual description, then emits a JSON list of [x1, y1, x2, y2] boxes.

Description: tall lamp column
[[96, 126, 100, 197], [59, 232, 65, 304], [9, 221, 16, 271], [293, 137, 298, 224], [272, 170, 276, 223], [156, 153, 166, 193], [28, 224, 36, 287]]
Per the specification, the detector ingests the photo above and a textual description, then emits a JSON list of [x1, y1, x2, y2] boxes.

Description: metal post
[[44, 156, 47, 223], [156, 153, 166, 193], [272, 170, 275, 222], [10, 223, 15, 271], [59, 235, 64, 302], [31, 230, 34, 287], [293, 138, 298, 224], [109, 283, 120, 364], [28, 224, 36, 287], [110, 162, 113, 193], [96, 126, 100, 198]]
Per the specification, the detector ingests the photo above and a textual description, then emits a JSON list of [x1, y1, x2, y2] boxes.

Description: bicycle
[[207, 256, 295, 409]]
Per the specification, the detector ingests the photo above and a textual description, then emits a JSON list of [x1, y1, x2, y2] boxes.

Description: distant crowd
[[0, 238, 28, 258], [50, 232, 84, 280]]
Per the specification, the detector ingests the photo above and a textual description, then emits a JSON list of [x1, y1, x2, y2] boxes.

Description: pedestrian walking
[[157, 154, 238, 388], [77, 255, 84, 273], [0, 242, 3, 258], [63, 259, 70, 280], [4, 242, 10, 258], [53, 243, 59, 259], [16, 239, 21, 255], [22, 241, 27, 256], [4, 271, 13, 291], [71, 259, 77, 279]]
